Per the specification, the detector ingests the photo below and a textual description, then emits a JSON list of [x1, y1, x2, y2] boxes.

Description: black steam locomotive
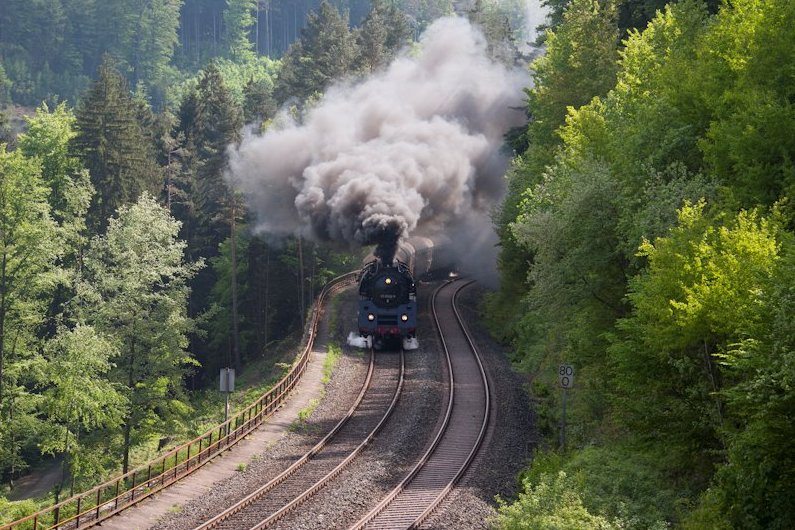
[[357, 249, 417, 349]]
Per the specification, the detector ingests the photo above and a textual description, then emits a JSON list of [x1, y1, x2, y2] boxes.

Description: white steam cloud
[[227, 17, 528, 274]]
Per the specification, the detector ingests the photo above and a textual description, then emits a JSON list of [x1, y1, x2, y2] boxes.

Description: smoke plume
[[227, 17, 528, 268]]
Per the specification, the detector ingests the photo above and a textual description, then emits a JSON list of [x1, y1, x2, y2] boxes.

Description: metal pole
[[224, 390, 230, 437], [560, 388, 567, 451]]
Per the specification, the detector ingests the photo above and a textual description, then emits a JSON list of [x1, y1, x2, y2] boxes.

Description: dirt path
[[7, 456, 64, 502]]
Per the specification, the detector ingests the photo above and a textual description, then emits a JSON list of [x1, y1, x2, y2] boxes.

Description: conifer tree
[[243, 78, 277, 124], [224, 0, 257, 63], [177, 64, 244, 372], [130, 0, 182, 101], [191, 63, 243, 259], [357, 0, 411, 72], [274, 1, 357, 104], [72, 57, 161, 233]]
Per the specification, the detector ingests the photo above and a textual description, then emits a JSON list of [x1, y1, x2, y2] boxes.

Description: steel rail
[[250, 348, 405, 530], [192, 346, 378, 529], [349, 279, 490, 530], [413, 280, 490, 526], [1, 272, 358, 530]]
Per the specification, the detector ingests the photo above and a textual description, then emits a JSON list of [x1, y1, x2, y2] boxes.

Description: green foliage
[[490, 0, 621, 347], [243, 77, 277, 124], [0, 0, 182, 106], [0, 145, 59, 477], [697, 0, 795, 206], [356, 0, 412, 72], [224, 0, 257, 63], [0, 64, 10, 104], [495, 1, 795, 527], [77, 194, 203, 472], [609, 203, 779, 475], [73, 58, 161, 233], [528, 0, 619, 161], [0, 497, 37, 526], [19, 103, 93, 241], [175, 63, 243, 366], [705, 232, 795, 529], [466, 0, 524, 64], [205, 228, 250, 375], [187, 63, 242, 259], [496, 470, 617, 530], [167, 55, 280, 113], [322, 343, 342, 385], [274, 1, 358, 105], [507, 447, 675, 530], [38, 325, 127, 482]]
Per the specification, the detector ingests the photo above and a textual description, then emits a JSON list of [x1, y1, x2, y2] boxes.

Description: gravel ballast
[[154, 280, 536, 530], [418, 282, 537, 529], [152, 286, 369, 530], [268, 282, 447, 530]]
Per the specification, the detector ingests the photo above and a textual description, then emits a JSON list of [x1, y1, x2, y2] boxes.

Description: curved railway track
[[1, 273, 358, 530], [193, 347, 406, 530], [349, 279, 490, 530]]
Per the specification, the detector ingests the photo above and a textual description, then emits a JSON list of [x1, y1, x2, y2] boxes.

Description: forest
[[490, 0, 795, 528], [1, 0, 793, 528], [0, 0, 530, 524]]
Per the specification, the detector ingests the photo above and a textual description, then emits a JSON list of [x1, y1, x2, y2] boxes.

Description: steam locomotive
[[356, 240, 433, 350]]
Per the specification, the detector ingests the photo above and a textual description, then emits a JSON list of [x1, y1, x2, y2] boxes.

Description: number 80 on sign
[[558, 364, 574, 389]]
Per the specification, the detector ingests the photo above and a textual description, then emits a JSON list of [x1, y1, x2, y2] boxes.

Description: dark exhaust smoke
[[226, 17, 528, 277]]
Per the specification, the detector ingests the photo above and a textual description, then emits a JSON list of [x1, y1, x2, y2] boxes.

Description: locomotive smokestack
[[374, 232, 399, 265], [227, 17, 528, 266]]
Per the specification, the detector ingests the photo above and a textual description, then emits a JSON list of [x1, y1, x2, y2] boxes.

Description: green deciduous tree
[[0, 146, 59, 478], [38, 324, 126, 496], [496, 471, 617, 530], [526, 0, 619, 166], [77, 194, 203, 473], [19, 103, 93, 241], [608, 202, 779, 479]]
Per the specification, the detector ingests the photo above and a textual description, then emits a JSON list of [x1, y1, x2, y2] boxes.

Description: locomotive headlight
[[385, 277, 392, 285], [401, 314, 409, 322], [368, 313, 375, 321]]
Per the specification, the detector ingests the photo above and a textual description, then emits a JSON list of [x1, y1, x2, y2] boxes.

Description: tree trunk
[[230, 201, 241, 372], [297, 236, 305, 330], [122, 334, 136, 475], [264, 245, 270, 349], [0, 251, 7, 409]]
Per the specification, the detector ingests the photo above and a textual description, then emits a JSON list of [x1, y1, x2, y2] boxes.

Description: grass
[[289, 398, 320, 433], [235, 463, 247, 472], [327, 295, 342, 342], [290, 340, 344, 433], [322, 343, 342, 384]]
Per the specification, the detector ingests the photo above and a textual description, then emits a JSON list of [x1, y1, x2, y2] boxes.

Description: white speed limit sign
[[558, 364, 574, 389]]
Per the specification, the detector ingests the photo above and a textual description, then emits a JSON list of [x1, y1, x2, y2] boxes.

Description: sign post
[[220, 368, 235, 434], [558, 364, 574, 451]]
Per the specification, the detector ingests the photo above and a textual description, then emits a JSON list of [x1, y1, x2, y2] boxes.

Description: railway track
[[350, 279, 490, 530], [194, 347, 406, 530], [1, 273, 358, 530]]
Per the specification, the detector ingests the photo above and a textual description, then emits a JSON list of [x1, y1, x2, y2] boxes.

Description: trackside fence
[[1, 272, 357, 530]]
